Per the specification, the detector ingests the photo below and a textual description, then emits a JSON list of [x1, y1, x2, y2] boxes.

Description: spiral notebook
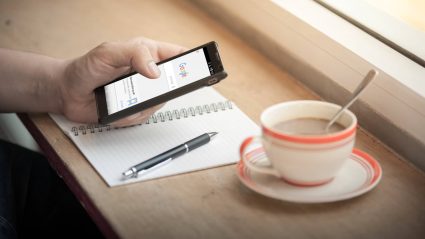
[[50, 88, 259, 187]]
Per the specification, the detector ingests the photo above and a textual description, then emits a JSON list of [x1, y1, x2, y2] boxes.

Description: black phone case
[[95, 41, 226, 124]]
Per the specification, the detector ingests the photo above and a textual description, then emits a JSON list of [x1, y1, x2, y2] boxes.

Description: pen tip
[[208, 132, 218, 138]]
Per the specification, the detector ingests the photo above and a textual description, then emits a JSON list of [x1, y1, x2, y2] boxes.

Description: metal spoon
[[325, 69, 379, 133]]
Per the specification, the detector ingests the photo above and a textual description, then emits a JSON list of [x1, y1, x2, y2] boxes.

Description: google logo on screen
[[178, 63, 188, 78]]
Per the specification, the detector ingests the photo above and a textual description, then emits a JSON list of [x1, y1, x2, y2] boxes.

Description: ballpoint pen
[[122, 132, 218, 179]]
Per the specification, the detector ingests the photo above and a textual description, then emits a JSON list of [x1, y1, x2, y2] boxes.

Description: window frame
[[315, 0, 425, 67]]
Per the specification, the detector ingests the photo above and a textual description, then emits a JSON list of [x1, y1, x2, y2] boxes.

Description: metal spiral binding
[[71, 124, 111, 136], [71, 100, 233, 136], [145, 100, 232, 124]]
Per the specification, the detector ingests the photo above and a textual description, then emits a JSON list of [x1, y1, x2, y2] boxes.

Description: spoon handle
[[325, 69, 378, 132]]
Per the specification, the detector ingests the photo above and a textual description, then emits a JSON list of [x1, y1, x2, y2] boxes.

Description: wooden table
[[2, 0, 425, 238]]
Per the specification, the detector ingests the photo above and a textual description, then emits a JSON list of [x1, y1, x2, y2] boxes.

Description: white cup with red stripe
[[240, 100, 357, 186]]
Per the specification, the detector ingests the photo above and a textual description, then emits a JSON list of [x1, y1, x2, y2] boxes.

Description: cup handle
[[240, 136, 281, 178]]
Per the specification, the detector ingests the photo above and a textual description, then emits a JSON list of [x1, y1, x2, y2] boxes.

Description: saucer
[[237, 148, 382, 203]]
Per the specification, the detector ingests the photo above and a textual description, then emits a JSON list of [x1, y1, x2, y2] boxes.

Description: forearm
[[0, 48, 65, 113]]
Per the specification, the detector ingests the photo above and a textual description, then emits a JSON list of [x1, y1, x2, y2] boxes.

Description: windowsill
[[190, 0, 425, 170]]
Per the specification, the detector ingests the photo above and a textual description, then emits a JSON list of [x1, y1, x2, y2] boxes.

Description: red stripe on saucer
[[352, 148, 382, 184]]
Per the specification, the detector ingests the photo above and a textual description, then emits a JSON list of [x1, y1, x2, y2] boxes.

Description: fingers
[[128, 37, 187, 61], [94, 38, 187, 79], [154, 41, 188, 60], [111, 104, 164, 128], [97, 42, 160, 79], [111, 112, 145, 128]]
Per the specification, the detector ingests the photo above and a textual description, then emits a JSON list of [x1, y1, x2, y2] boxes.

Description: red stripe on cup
[[262, 124, 357, 144]]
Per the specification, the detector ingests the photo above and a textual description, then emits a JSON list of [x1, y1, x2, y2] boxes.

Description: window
[[315, 0, 425, 67], [270, 0, 425, 146]]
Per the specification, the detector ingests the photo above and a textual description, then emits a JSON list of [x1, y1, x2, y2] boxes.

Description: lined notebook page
[[51, 87, 259, 187]]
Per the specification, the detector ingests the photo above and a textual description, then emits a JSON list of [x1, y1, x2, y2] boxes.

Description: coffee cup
[[240, 100, 357, 186]]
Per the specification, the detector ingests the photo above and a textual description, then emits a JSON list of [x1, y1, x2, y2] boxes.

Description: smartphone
[[95, 41, 227, 124]]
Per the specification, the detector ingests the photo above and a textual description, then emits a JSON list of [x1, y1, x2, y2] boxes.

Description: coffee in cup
[[273, 117, 345, 136]]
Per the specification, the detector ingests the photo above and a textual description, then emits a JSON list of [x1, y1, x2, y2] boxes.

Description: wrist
[[34, 57, 68, 114], [28, 56, 65, 113], [52, 59, 69, 114]]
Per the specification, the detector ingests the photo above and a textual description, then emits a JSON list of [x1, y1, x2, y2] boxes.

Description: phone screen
[[104, 48, 213, 115]]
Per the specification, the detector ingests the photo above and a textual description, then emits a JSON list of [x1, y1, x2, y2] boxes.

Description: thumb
[[98, 42, 161, 79], [130, 44, 161, 79]]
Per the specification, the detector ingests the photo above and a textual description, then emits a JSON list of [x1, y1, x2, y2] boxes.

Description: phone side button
[[207, 78, 218, 85]]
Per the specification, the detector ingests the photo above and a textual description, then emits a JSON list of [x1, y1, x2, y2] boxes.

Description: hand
[[59, 37, 186, 126]]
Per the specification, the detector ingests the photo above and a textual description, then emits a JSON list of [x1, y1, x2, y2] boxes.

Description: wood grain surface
[[1, 0, 425, 238]]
